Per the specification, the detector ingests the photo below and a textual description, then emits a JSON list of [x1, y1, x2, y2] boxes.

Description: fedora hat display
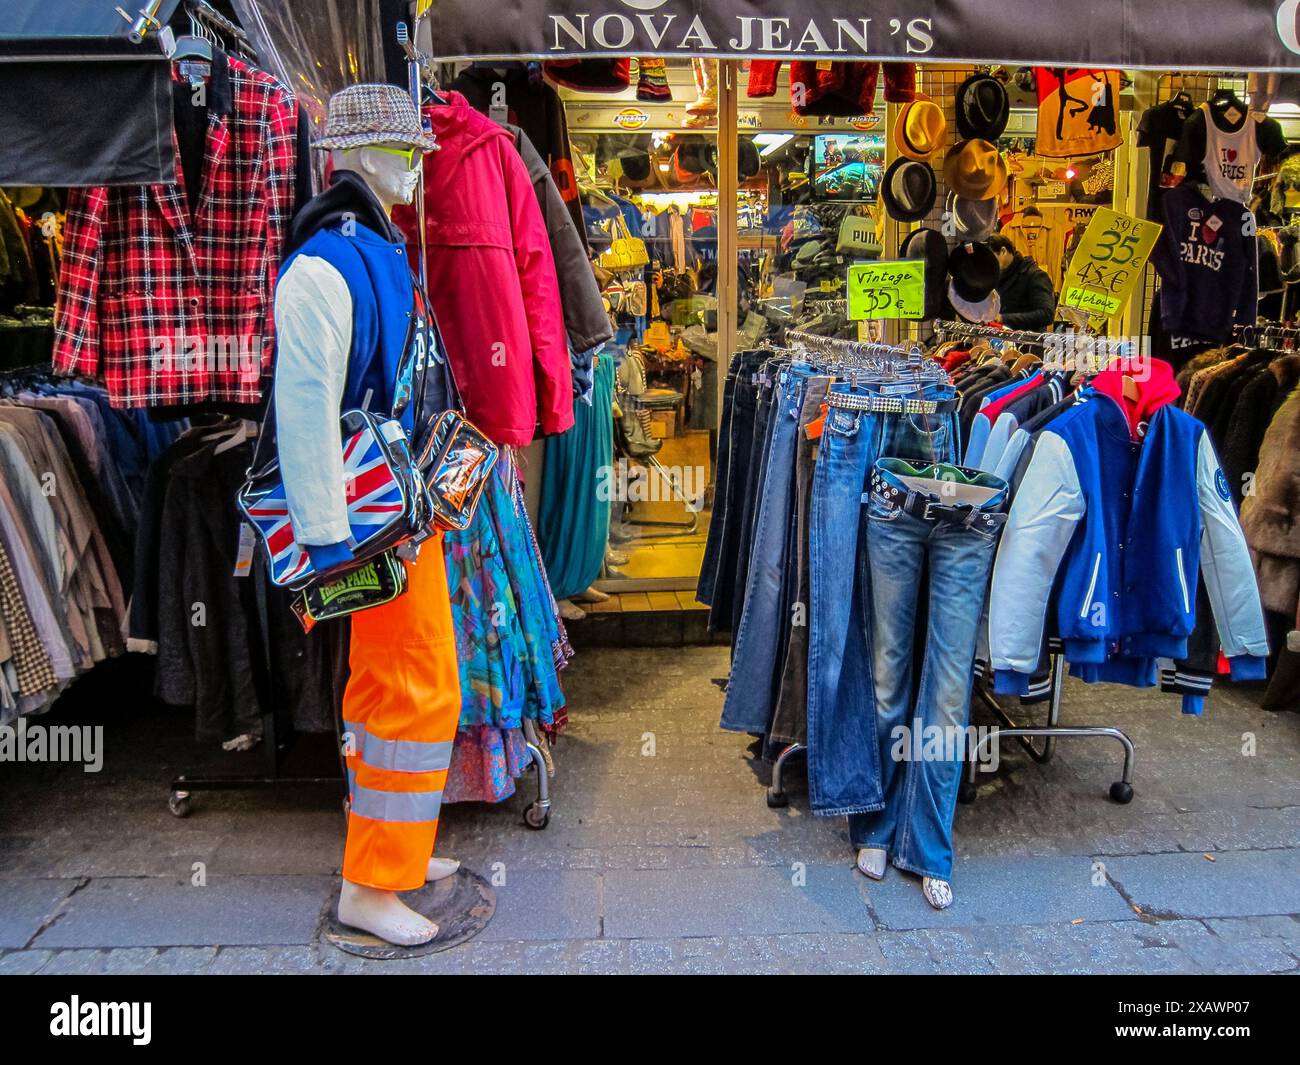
[[954, 73, 1010, 141], [881, 157, 936, 223], [947, 240, 1002, 322], [314, 83, 439, 151], [943, 139, 1009, 201], [894, 95, 947, 161], [944, 190, 998, 241], [899, 226, 949, 318]]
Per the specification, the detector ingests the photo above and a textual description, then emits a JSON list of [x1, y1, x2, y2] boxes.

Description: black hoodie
[[285, 169, 405, 255]]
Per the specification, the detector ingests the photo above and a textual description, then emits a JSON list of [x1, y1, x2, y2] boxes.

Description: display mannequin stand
[[323, 867, 496, 959]]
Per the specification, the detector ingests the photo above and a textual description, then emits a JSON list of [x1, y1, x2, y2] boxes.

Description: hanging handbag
[[237, 283, 498, 594], [598, 211, 650, 273], [419, 409, 499, 533]]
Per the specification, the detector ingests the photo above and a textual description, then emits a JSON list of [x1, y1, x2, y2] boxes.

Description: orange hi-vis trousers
[[341, 540, 460, 892]]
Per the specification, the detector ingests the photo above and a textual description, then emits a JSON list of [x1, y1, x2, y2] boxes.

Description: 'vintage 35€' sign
[[1058, 207, 1162, 326], [847, 259, 926, 320]]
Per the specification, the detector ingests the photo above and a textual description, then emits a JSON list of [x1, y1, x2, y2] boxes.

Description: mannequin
[[272, 85, 461, 947]]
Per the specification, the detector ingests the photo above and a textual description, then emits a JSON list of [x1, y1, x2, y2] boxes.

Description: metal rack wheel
[[523, 801, 551, 830], [168, 791, 193, 818]]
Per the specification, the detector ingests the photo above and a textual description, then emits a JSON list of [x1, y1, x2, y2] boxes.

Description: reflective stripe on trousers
[[342, 538, 461, 891]]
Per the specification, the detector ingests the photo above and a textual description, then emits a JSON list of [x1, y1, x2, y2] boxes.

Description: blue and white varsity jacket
[[988, 364, 1269, 713]]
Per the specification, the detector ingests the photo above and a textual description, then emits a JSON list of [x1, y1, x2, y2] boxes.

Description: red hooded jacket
[[395, 94, 573, 447]]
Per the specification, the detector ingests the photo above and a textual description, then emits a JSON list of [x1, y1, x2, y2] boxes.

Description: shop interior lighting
[[753, 133, 794, 156]]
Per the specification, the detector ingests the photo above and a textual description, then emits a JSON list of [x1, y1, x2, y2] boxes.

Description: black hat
[[948, 240, 1002, 321], [955, 73, 1009, 141], [944, 190, 998, 241], [620, 151, 651, 183], [899, 226, 949, 318], [738, 138, 761, 181], [881, 158, 936, 223]]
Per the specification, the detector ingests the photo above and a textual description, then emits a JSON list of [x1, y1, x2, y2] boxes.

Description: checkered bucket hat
[[314, 83, 438, 151]]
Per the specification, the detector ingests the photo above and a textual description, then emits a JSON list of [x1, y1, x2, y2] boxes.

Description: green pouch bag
[[290, 550, 408, 634]]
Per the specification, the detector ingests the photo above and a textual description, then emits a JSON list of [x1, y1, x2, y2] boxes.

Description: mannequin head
[[331, 142, 423, 215]]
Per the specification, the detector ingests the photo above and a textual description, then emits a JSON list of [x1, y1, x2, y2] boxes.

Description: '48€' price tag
[[847, 259, 926, 320]]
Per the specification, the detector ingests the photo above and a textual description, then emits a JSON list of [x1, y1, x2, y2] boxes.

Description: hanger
[[173, 13, 214, 60], [1209, 87, 1248, 124]]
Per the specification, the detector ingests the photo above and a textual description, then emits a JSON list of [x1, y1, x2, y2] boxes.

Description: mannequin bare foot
[[338, 881, 438, 946], [426, 857, 461, 882]]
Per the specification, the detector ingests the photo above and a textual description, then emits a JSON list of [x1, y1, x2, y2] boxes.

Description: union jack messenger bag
[[236, 284, 498, 618]]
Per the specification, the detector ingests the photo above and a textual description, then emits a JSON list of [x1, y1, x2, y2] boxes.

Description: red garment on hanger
[[394, 94, 573, 448], [748, 61, 915, 115]]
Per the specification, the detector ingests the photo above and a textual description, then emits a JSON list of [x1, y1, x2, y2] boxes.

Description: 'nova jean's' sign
[[547, 10, 935, 56], [424, 1, 1300, 71]]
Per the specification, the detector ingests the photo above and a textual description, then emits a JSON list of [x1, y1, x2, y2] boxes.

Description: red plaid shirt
[[54, 53, 297, 409]]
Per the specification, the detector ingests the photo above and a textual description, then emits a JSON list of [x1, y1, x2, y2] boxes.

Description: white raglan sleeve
[[1196, 431, 1270, 677], [272, 255, 354, 547], [989, 430, 1086, 693]]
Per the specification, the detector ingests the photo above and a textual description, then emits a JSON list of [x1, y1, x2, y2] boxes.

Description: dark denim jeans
[[721, 366, 818, 735], [730, 361, 784, 637], [717, 361, 774, 637], [705, 352, 767, 632], [769, 375, 832, 747], [698, 349, 766, 607], [848, 460, 1008, 879], [807, 384, 959, 817]]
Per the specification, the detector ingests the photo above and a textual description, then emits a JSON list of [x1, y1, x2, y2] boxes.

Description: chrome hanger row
[[934, 319, 1137, 370], [1235, 321, 1300, 350], [785, 328, 929, 367]]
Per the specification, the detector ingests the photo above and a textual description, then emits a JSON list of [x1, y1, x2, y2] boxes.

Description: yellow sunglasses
[[367, 144, 422, 170]]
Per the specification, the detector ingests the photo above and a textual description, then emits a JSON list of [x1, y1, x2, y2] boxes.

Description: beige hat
[[943, 139, 1009, 201], [314, 83, 439, 151]]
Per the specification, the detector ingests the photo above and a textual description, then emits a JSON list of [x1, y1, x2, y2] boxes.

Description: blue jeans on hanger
[[806, 382, 958, 817], [721, 364, 819, 735], [848, 459, 1009, 879]]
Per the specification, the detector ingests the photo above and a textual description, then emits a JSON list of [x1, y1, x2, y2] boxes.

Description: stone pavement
[[1, 647, 1298, 974]]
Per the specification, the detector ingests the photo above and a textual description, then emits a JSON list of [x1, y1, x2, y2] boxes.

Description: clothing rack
[[940, 318, 1137, 803], [763, 326, 1139, 810], [764, 329, 950, 809]]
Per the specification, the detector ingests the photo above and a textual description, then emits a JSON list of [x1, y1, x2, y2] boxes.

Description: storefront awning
[[0, 0, 184, 186], [423, 0, 1300, 73]]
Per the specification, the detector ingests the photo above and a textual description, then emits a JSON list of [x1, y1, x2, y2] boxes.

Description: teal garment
[[538, 353, 614, 600], [442, 460, 566, 729]]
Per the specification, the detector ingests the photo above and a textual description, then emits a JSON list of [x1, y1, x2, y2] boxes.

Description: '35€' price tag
[[847, 259, 926, 320], [1058, 207, 1162, 327]]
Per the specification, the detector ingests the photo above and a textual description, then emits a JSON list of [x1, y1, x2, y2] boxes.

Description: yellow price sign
[[847, 259, 926, 321], [1058, 207, 1162, 327]]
